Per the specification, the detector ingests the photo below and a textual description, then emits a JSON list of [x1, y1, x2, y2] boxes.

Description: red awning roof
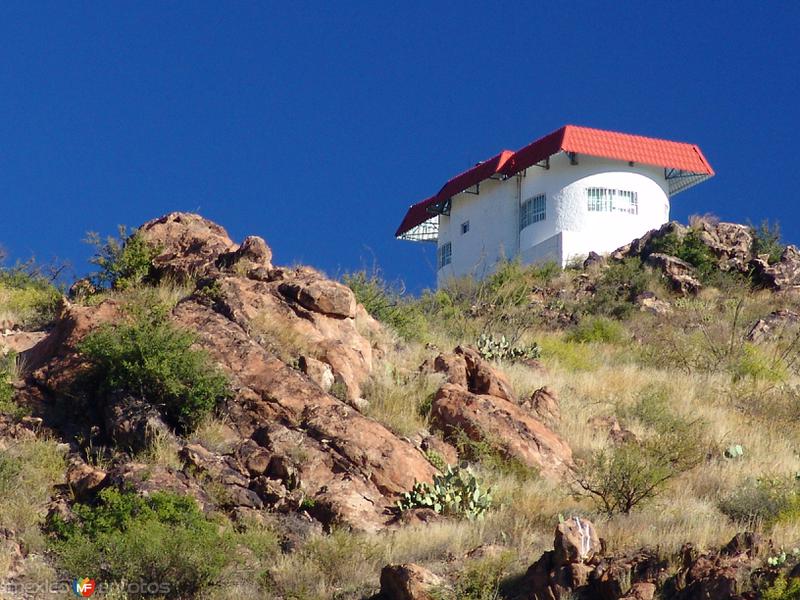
[[396, 125, 714, 239]]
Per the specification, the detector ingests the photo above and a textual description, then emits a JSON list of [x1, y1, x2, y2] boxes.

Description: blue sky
[[1, 2, 798, 291]]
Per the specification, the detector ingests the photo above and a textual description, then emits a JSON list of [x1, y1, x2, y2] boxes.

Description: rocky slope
[[2, 212, 799, 599]]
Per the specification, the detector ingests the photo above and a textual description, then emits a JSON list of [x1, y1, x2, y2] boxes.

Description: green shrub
[[86, 225, 160, 290], [574, 397, 706, 515], [731, 343, 788, 383], [0, 265, 61, 328], [78, 303, 229, 432], [0, 353, 15, 414], [718, 476, 800, 528], [752, 220, 785, 265], [396, 464, 492, 519], [48, 487, 236, 597], [763, 575, 800, 600], [584, 258, 652, 319], [342, 270, 429, 341], [649, 229, 719, 283], [436, 552, 515, 600], [566, 316, 625, 344]]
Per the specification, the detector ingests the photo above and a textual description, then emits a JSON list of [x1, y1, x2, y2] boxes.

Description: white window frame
[[586, 187, 638, 215], [461, 220, 470, 235], [520, 194, 546, 230], [437, 241, 452, 269]]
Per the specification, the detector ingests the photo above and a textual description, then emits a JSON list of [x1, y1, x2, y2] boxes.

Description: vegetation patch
[[85, 225, 161, 291], [78, 303, 229, 432], [0, 264, 61, 329], [396, 464, 492, 520], [48, 487, 240, 598]]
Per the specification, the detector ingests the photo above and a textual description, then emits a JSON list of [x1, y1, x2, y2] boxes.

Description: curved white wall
[[436, 152, 671, 286], [518, 153, 669, 263]]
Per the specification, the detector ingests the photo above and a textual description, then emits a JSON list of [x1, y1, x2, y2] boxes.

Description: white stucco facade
[[435, 152, 671, 286]]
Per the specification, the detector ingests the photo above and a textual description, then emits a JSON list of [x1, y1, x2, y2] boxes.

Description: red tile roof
[[396, 125, 714, 239]]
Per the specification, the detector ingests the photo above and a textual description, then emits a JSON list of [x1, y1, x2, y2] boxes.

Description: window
[[461, 221, 470, 234], [437, 242, 452, 269], [520, 194, 546, 230], [586, 188, 638, 215]]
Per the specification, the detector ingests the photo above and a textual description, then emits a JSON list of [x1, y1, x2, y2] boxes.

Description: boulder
[[554, 517, 601, 565], [138, 212, 237, 280], [66, 459, 107, 500], [645, 253, 701, 295], [430, 383, 573, 478], [299, 355, 335, 392], [277, 278, 356, 319], [523, 386, 561, 427], [216, 235, 273, 274], [103, 394, 172, 452], [746, 309, 800, 342], [380, 563, 444, 600], [750, 246, 800, 291], [431, 346, 516, 403]]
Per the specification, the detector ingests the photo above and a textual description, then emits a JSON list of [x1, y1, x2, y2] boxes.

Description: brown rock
[[138, 212, 237, 280], [554, 517, 601, 565], [278, 278, 356, 318], [430, 383, 573, 478], [747, 309, 800, 342], [523, 386, 561, 426], [620, 582, 656, 600], [0, 331, 47, 355], [216, 235, 273, 272], [299, 355, 335, 392], [380, 563, 444, 600], [457, 346, 516, 402], [750, 246, 800, 291], [432, 352, 468, 387], [66, 460, 107, 500], [108, 462, 214, 512], [103, 394, 172, 452], [645, 253, 702, 295]]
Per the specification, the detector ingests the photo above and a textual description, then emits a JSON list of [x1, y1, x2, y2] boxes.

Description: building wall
[[436, 152, 671, 286]]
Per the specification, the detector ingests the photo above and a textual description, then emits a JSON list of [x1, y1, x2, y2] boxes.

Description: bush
[[566, 316, 625, 344], [584, 258, 652, 319], [85, 225, 160, 290], [718, 476, 800, 528], [0, 353, 14, 412], [763, 575, 800, 600], [48, 487, 236, 597], [396, 464, 492, 519], [649, 229, 719, 283], [752, 220, 785, 265], [78, 303, 229, 432], [576, 393, 706, 515], [0, 265, 61, 328], [342, 270, 429, 341], [435, 552, 515, 600]]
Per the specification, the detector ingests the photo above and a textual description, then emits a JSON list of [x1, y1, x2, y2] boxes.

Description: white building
[[395, 125, 714, 286]]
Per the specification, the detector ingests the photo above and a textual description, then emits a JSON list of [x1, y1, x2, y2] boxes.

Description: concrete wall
[[436, 152, 671, 285]]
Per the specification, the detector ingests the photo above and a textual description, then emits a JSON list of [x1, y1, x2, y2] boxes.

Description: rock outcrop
[[21, 212, 437, 532], [427, 348, 573, 479]]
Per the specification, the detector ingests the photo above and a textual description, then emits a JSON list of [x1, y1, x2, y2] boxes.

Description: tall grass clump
[[342, 269, 429, 341], [0, 263, 61, 329]]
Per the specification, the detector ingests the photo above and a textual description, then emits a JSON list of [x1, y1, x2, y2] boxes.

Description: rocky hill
[[2, 213, 800, 599]]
